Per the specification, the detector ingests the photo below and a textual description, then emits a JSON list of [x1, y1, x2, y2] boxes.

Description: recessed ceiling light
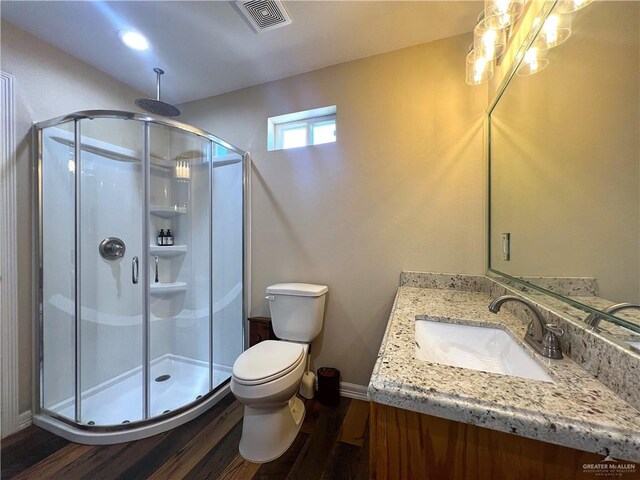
[[119, 30, 149, 51]]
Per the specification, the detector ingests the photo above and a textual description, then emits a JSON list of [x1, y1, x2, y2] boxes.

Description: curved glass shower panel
[[211, 143, 244, 388], [41, 121, 76, 419], [36, 111, 247, 444], [79, 118, 145, 425], [148, 124, 211, 415]]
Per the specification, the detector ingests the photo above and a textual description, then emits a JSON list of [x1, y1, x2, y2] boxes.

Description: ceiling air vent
[[235, 0, 292, 33]]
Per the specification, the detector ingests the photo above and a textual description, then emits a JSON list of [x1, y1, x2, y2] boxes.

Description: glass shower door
[[37, 111, 247, 442], [211, 143, 244, 388], [40, 122, 76, 420], [78, 118, 145, 425], [148, 124, 211, 415]]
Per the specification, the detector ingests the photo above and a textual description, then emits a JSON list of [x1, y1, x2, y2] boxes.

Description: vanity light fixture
[[119, 30, 149, 51], [484, 0, 524, 29], [533, 13, 572, 50], [556, 0, 593, 14], [466, 5, 511, 86], [474, 12, 507, 61], [466, 44, 494, 85], [465, 0, 592, 85], [516, 47, 549, 76]]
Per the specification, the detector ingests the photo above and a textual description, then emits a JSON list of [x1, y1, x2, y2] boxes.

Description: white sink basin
[[415, 320, 554, 383]]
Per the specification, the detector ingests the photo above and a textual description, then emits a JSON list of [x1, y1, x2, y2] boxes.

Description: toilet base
[[238, 396, 306, 464]]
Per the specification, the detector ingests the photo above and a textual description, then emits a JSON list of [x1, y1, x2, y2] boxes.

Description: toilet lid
[[233, 340, 305, 385]]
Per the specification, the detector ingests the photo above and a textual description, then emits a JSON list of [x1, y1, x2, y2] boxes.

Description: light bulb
[[475, 57, 488, 79], [466, 46, 494, 85], [533, 12, 571, 50], [556, 0, 593, 13], [525, 49, 538, 73], [119, 30, 149, 51], [482, 30, 497, 58], [473, 18, 506, 61], [495, 0, 510, 15], [484, 0, 523, 28], [543, 16, 559, 45], [517, 47, 550, 76]]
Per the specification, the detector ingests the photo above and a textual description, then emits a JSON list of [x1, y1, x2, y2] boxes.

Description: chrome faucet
[[489, 295, 564, 359], [585, 303, 640, 329]]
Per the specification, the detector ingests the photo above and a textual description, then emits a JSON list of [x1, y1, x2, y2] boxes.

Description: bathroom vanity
[[368, 3, 640, 477], [367, 273, 640, 479]]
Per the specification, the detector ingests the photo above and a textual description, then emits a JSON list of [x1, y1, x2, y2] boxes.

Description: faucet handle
[[542, 329, 564, 359], [545, 323, 564, 336]]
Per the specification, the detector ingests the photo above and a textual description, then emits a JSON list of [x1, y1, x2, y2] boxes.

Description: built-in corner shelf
[[149, 245, 187, 257], [150, 206, 187, 218], [150, 282, 188, 295]]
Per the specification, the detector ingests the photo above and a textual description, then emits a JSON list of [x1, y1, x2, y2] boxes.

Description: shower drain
[[155, 374, 171, 382]]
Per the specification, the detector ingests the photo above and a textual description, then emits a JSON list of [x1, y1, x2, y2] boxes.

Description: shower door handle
[[132, 256, 139, 284], [154, 256, 159, 283]]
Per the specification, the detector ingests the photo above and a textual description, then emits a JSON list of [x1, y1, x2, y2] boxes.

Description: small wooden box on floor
[[247, 316, 278, 347], [369, 402, 606, 480]]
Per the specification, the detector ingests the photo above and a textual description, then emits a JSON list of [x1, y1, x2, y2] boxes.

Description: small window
[[268, 106, 337, 151]]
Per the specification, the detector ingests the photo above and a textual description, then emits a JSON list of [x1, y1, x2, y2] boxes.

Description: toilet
[[231, 283, 329, 463]]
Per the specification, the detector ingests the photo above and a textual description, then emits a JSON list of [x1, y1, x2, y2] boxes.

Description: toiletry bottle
[[166, 229, 174, 246], [157, 229, 165, 246]]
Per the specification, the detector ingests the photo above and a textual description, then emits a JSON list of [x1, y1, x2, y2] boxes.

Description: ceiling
[[1, 1, 480, 105]]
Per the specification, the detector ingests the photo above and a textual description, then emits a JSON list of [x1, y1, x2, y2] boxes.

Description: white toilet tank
[[266, 283, 328, 342]]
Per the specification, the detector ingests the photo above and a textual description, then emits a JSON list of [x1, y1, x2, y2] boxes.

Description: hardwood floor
[[1, 394, 369, 480]]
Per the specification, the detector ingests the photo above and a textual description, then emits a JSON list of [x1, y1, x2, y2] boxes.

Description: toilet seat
[[233, 340, 306, 386]]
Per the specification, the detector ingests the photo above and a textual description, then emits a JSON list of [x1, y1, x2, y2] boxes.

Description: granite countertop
[[554, 295, 640, 341], [368, 286, 640, 462], [488, 275, 640, 342]]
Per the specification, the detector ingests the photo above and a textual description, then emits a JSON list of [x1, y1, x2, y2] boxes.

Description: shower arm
[[154, 67, 164, 101]]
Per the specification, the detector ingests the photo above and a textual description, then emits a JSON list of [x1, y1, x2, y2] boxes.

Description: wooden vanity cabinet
[[369, 402, 608, 480]]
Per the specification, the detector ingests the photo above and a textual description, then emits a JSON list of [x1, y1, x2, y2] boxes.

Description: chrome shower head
[[135, 68, 181, 117]]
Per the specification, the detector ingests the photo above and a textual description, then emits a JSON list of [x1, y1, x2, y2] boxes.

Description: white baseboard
[[18, 411, 32, 430], [339, 382, 369, 401]]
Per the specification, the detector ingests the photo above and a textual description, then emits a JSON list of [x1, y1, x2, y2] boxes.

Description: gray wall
[[1, 21, 144, 413], [180, 33, 487, 386]]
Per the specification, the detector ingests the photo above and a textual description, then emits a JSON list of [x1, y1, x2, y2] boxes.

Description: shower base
[[34, 354, 233, 445]]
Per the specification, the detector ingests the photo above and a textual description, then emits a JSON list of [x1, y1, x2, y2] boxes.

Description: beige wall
[[180, 33, 487, 386], [2, 21, 486, 411], [1, 21, 144, 413], [490, 2, 640, 303]]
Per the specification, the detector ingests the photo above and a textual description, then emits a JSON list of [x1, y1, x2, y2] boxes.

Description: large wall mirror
[[489, 0, 640, 353]]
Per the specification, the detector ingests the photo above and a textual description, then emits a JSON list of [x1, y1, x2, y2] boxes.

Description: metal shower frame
[[32, 110, 251, 436]]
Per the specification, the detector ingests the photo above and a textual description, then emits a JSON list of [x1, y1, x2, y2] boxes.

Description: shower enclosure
[[33, 111, 248, 444]]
